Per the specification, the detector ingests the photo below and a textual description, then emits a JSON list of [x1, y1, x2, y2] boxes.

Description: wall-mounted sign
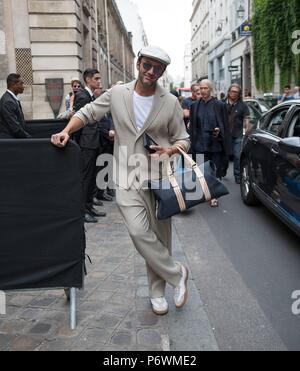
[[240, 21, 252, 37], [228, 65, 239, 72], [45, 79, 64, 118]]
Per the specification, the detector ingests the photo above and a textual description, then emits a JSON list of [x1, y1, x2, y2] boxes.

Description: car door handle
[[271, 148, 279, 156]]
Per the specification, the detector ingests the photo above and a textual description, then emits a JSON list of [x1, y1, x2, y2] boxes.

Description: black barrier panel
[[26, 119, 68, 138], [0, 139, 85, 290]]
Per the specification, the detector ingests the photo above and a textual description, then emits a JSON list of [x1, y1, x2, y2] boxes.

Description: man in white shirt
[[52, 46, 190, 316]]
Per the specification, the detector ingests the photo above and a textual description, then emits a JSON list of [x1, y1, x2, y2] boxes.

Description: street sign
[[240, 21, 252, 37], [228, 65, 239, 72]]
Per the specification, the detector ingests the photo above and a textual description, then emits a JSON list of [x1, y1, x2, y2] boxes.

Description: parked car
[[245, 98, 270, 115], [262, 93, 279, 109], [240, 101, 300, 237]]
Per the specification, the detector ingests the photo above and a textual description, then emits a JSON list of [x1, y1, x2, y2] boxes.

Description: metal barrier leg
[[70, 288, 76, 330]]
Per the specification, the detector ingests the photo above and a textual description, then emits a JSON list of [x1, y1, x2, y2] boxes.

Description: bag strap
[[165, 159, 187, 212], [166, 146, 212, 203]]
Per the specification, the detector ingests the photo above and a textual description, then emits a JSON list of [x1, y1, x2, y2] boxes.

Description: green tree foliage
[[253, 0, 300, 91], [292, 0, 300, 84]]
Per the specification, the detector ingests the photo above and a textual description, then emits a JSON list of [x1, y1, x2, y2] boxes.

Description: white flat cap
[[138, 46, 171, 66]]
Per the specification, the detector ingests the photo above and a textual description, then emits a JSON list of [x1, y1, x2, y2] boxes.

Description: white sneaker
[[150, 297, 169, 316], [174, 265, 189, 308]]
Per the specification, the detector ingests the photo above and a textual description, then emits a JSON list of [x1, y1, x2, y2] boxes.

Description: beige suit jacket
[[75, 80, 190, 189]]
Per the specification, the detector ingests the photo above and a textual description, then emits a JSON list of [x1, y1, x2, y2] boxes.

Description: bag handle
[[166, 146, 212, 203], [165, 153, 187, 212]]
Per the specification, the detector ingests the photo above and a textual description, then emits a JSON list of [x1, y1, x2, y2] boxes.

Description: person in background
[[0, 73, 31, 139], [66, 78, 82, 113], [195, 89, 203, 101], [244, 90, 252, 99], [278, 85, 294, 104], [224, 84, 251, 184], [93, 86, 115, 203], [58, 78, 82, 120], [182, 84, 200, 129], [220, 92, 226, 101], [293, 86, 300, 99], [224, 84, 252, 184], [73, 68, 106, 223], [190, 79, 230, 208]]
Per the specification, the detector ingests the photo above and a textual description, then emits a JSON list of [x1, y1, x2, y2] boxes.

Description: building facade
[[191, 0, 254, 97], [97, 0, 135, 88], [115, 0, 148, 76], [0, 0, 135, 119], [191, 0, 209, 83], [184, 43, 192, 88]]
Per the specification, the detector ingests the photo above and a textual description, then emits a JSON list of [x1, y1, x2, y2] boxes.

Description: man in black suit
[[74, 68, 106, 223], [0, 74, 31, 139]]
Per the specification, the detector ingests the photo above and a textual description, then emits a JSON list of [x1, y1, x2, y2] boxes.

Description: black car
[[240, 101, 300, 237]]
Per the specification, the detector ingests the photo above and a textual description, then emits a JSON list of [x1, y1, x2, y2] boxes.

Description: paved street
[[0, 166, 299, 351], [173, 170, 300, 351]]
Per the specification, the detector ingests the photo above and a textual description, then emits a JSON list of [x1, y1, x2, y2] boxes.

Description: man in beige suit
[[51, 46, 190, 316]]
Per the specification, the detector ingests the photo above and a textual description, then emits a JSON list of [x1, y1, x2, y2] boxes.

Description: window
[[262, 108, 289, 136], [251, 101, 261, 112], [219, 55, 225, 80], [248, 105, 261, 127], [287, 111, 300, 137], [210, 61, 214, 81]]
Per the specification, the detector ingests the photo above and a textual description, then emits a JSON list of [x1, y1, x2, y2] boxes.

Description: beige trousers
[[116, 188, 182, 299]]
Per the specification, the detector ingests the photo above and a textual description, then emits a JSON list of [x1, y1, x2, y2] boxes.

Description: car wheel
[[240, 158, 260, 206]]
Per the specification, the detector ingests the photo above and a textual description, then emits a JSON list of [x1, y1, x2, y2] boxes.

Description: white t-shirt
[[133, 91, 154, 132]]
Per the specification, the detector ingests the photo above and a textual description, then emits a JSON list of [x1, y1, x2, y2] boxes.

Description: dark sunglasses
[[142, 62, 164, 76]]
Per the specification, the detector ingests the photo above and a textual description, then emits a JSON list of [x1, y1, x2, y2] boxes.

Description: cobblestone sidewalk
[[0, 201, 218, 351]]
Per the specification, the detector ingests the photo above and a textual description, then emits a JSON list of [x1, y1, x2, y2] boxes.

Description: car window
[[264, 108, 289, 136], [257, 99, 270, 112], [257, 113, 268, 129], [248, 105, 261, 126], [287, 111, 300, 137], [252, 101, 261, 112]]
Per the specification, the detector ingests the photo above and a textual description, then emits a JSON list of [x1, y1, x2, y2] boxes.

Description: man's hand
[[149, 146, 174, 158], [183, 109, 190, 119], [51, 132, 70, 148], [109, 130, 115, 141]]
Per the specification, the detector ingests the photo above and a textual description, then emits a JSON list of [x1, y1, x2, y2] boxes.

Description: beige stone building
[[0, 0, 135, 119]]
